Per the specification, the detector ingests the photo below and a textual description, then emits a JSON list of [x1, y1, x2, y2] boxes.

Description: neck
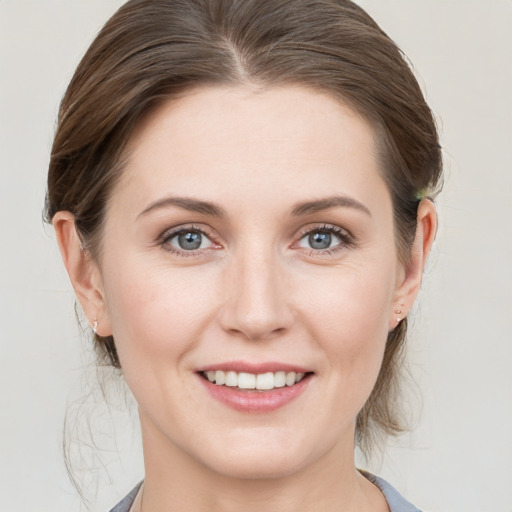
[[137, 414, 387, 512]]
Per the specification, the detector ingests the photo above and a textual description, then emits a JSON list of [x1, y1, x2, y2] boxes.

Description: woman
[[46, 0, 442, 510]]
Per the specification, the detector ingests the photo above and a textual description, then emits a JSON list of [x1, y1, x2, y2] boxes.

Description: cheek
[[304, 261, 393, 338], [299, 261, 395, 389], [101, 260, 218, 370]]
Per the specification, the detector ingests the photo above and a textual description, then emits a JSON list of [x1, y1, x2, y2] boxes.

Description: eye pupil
[[178, 231, 202, 250], [309, 231, 331, 250]]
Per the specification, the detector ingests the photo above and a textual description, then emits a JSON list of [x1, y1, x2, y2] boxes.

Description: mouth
[[200, 370, 309, 391], [196, 364, 314, 412]]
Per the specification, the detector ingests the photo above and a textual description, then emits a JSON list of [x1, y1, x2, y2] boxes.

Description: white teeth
[[274, 371, 286, 388], [256, 372, 274, 390], [238, 372, 256, 389], [285, 372, 296, 386], [204, 370, 307, 390], [225, 371, 238, 387]]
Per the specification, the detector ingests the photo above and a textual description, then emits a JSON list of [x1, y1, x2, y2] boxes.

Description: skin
[[54, 85, 436, 512]]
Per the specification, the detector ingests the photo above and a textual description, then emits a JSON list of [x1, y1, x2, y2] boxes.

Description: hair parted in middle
[[46, 0, 443, 454]]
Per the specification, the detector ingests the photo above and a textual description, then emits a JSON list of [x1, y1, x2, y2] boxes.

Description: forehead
[[114, 85, 390, 217]]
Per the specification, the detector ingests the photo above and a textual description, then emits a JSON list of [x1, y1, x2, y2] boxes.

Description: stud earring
[[394, 306, 405, 326], [92, 320, 98, 335]]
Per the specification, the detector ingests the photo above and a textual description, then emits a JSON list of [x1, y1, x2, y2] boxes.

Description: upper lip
[[197, 361, 313, 374]]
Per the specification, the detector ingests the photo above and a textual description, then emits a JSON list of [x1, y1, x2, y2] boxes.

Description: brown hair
[[46, 0, 442, 452]]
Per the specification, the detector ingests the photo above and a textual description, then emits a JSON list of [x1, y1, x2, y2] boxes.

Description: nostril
[[219, 305, 294, 341]]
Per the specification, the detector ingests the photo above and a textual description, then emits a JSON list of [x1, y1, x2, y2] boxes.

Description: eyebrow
[[291, 195, 371, 217], [137, 194, 371, 220], [137, 196, 226, 219]]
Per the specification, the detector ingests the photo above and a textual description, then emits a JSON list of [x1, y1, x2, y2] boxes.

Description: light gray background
[[1, 1, 511, 511]]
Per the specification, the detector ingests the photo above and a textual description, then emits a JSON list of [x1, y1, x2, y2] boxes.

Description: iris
[[309, 231, 332, 250]]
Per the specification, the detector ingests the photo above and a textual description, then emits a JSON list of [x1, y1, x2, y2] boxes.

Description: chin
[[203, 448, 307, 481], [188, 427, 326, 481]]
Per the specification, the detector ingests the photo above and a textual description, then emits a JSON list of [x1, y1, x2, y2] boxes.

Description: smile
[[202, 370, 306, 391], [197, 364, 313, 413]]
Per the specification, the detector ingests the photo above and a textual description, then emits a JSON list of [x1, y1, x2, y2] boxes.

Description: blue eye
[[308, 231, 334, 250], [163, 228, 213, 253], [297, 225, 351, 253], [175, 231, 203, 250]]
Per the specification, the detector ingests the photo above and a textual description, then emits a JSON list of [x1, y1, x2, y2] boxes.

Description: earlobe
[[389, 199, 438, 329], [52, 212, 112, 336]]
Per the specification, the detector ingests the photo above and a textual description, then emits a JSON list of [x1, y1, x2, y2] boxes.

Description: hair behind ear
[[52, 211, 112, 338]]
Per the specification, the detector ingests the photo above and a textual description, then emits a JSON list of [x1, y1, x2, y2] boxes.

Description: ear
[[53, 211, 112, 336], [389, 199, 438, 330]]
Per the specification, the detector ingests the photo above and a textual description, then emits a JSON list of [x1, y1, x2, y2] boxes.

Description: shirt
[[109, 473, 421, 512]]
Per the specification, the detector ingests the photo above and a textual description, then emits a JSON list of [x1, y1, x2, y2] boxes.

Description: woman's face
[[94, 86, 406, 478]]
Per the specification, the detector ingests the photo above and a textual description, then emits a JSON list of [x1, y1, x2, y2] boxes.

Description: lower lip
[[198, 374, 312, 413]]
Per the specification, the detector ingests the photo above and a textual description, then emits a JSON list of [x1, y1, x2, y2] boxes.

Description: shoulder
[[109, 482, 143, 512], [110, 475, 421, 512], [360, 470, 422, 512]]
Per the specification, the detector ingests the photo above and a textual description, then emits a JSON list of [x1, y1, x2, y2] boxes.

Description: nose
[[218, 245, 295, 341]]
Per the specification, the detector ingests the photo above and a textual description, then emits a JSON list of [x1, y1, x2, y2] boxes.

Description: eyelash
[[158, 224, 354, 258], [159, 224, 217, 257], [294, 224, 355, 257]]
